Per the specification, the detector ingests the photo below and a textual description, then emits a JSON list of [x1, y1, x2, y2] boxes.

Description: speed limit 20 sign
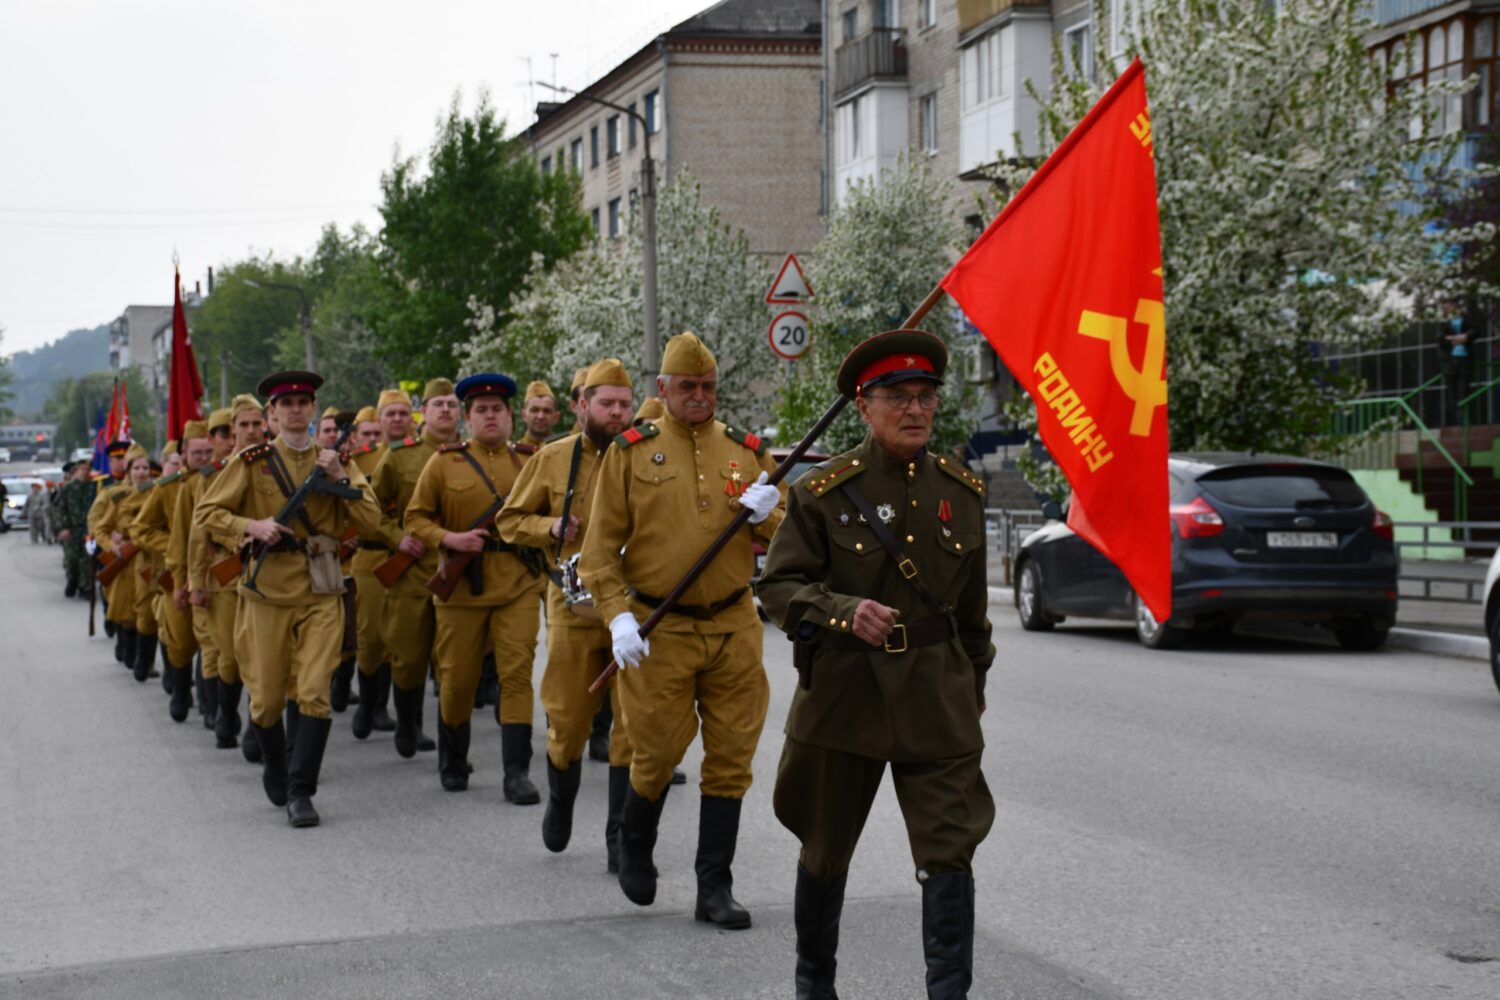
[[768, 310, 811, 360]]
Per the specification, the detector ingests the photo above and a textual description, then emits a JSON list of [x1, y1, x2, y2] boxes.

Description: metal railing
[[833, 28, 907, 99], [986, 507, 1047, 585], [1327, 387, 1474, 521]]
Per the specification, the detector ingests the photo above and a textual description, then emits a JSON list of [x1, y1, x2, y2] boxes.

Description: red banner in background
[[940, 59, 1171, 621], [167, 267, 204, 440]]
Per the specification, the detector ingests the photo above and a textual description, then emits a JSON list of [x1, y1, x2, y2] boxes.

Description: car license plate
[[1266, 531, 1338, 549]]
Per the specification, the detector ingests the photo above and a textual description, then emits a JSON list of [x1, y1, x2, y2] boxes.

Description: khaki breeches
[[208, 590, 240, 685], [234, 596, 342, 726], [541, 619, 632, 770], [384, 590, 436, 693], [433, 598, 539, 727], [192, 605, 219, 680], [352, 569, 387, 676], [131, 566, 158, 636], [157, 591, 198, 668], [104, 571, 135, 628], [773, 739, 995, 882], [615, 624, 769, 802]]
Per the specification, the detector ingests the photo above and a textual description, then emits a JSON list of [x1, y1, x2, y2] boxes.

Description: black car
[[1014, 453, 1398, 650]]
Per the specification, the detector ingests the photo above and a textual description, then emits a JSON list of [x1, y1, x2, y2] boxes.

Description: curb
[[987, 586, 1487, 661]]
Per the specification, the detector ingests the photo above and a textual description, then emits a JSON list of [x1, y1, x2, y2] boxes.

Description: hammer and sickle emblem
[[1077, 299, 1167, 437]]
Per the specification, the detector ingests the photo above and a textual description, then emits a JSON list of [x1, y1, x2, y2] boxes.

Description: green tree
[[992, 0, 1484, 461], [772, 157, 977, 454], [40, 369, 156, 456], [190, 257, 309, 403], [377, 90, 593, 377], [0, 324, 14, 422]]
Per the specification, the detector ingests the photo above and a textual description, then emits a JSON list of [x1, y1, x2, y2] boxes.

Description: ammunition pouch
[[305, 534, 346, 596]]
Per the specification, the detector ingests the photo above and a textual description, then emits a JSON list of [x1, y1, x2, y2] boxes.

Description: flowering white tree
[[773, 157, 980, 453], [458, 170, 773, 428], [991, 0, 1487, 469]]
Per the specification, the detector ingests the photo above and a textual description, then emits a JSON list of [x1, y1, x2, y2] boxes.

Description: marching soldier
[[578, 332, 784, 927], [55, 460, 94, 598], [197, 372, 382, 827], [134, 421, 210, 722], [517, 381, 561, 454], [109, 444, 161, 683], [404, 373, 546, 799], [349, 389, 416, 738], [87, 441, 132, 657], [567, 367, 589, 422], [334, 403, 383, 712], [756, 331, 995, 1000], [366, 378, 461, 758], [175, 410, 232, 737], [498, 358, 637, 866]]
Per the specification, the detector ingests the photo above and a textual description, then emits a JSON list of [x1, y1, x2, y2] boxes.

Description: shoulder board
[[935, 456, 986, 498], [389, 436, 419, 451], [240, 443, 273, 464], [136, 481, 156, 494], [156, 472, 183, 486], [202, 459, 225, 476], [724, 425, 768, 457], [438, 440, 469, 454], [614, 424, 661, 449], [803, 453, 868, 499], [107, 486, 129, 502], [513, 441, 538, 456]]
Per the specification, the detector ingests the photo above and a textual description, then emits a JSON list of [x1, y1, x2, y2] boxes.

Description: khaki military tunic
[[88, 479, 135, 628], [755, 434, 996, 881], [368, 436, 443, 692], [578, 412, 783, 800], [196, 438, 381, 725], [349, 442, 389, 678], [184, 461, 238, 683], [118, 482, 161, 636], [134, 470, 197, 668], [405, 438, 544, 727], [498, 432, 633, 770]]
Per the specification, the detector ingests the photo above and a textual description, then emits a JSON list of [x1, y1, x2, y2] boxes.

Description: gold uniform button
[[839, 620, 848, 629], [829, 617, 837, 625], [911, 500, 918, 508], [851, 459, 861, 466], [955, 542, 963, 551], [906, 534, 914, 543], [855, 542, 863, 551]]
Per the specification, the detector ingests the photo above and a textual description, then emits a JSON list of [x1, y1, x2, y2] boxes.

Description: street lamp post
[[244, 279, 315, 371], [538, 81, 659, 379]]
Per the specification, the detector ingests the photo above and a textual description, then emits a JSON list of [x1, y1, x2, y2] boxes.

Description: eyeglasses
[[866, 391, 941, 411]]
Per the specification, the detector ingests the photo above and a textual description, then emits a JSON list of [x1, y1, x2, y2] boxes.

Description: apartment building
[[526, 0, 824, 258]]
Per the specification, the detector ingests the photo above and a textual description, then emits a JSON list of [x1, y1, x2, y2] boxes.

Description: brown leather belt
[[356, 540, 390, 551], [818, 615, 957, 655], [262, 537, 307, 555], [482, 539, 514, 554], [630, 587, 748, 621]]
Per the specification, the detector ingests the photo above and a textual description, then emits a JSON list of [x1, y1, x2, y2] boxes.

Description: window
[[590, 207, 600, 236], [570, 138, 583, 172], [920, 92, 938, 154], [961, 26, 1008, 111], [851, 93, 863, 158], [608, 197, 621, 238], [918, 0, 935, 29], [628, 103, 638, 147], [841, 8, 857, 43], [873, 0, 897, 30], [540, 155, 551, 175], [590, 125, 599, 168], [1064, 24, 1094, 83], [607, 115, 621, 157], [644, 90, 660, 134]]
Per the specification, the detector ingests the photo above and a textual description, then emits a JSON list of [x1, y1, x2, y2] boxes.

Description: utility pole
[[538, 81, 660, 380], [220, 355, 229, 409]]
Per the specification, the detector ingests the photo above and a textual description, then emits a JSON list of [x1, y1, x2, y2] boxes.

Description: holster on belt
[[791, 621, 818, 691]]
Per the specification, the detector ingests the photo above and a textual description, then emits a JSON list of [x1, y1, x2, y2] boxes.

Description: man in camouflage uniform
[[54, 460, 94, 598]]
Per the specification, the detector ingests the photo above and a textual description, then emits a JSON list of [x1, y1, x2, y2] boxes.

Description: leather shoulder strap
[[838, 481, 953, 619]]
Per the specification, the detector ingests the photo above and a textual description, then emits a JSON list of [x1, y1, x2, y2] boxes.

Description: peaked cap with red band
[[455, 372, 517, 403], [836, 329, 948, 399], [257, 370, 323, 403]]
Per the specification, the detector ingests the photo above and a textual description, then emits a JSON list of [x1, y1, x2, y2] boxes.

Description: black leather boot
[[500, 724, 540, 805], [351, 667, 377, 739], [371, 663, 396, 732], [104, 617, 117, 639], [114, 627, 126, 663], [168, 660, 194, 723], [921, 871, 975, 1000], [392, 684, 421, 758], [286, 715, 331, 828], [159, 642, 173, 692], [617, 784, 668, 906], [241, 723, 262, 763], [694, 795, 751, 929], [194, 658, 207, 719], [479, 653, 499, 709], [605, 765, 629, 873], [202, 676, 219, 731], [589, 698, 612, 762], [542, 756, 582, 852], [133, 633, 158, 683], [216, 680, 241, 750], [329, 657, 355, 713], [285, 702, 301, 760], [438, 721, 470, 791], [254, 719, 288, 807], [794, 865, 846, 1000]]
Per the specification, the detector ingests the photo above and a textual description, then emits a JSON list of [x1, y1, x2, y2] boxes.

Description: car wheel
[[1134, 593, 1186, 650], [1489, 608, 1500, 696], [1333, 618, 1389, 652], [1016, 560, 1054, 632]]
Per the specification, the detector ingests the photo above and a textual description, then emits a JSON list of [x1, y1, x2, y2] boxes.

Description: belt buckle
[[883, 623, 908, 654], [898, 558, 917, 580]]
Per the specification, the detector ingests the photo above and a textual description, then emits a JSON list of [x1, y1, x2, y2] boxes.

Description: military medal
[[838, 512, 850, 527], [938, 499, 952, 523], [724, 460, 745, 498], [877, 502, 895, 525], [652, 452, 665, 465]]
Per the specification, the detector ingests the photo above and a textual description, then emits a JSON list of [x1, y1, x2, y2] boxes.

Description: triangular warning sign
[[766, 253, 813, 304]]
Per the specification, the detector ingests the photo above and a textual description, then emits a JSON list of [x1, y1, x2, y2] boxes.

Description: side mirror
[[1041, 499, 1064, 522]]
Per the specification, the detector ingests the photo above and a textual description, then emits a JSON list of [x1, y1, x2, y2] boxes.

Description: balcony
[[834, 28, 907, 101], [957, 0, 1052, 36], [1372, 0, 1464, 28]]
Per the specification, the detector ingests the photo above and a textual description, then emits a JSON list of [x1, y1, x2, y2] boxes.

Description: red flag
[[167, 267, 205, 440], [104, 379, 122, 442], [940, 59, 1170, 621], [116, 379, 132, 443]]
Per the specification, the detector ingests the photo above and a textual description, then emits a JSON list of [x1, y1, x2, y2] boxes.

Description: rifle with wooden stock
[[95, 541, 140, 586], [373, 545, 416, 589], [424, 495, 510, 603], [242, 424, 362, 596]]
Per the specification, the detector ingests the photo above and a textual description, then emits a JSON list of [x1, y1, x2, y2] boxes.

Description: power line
[[0, 202, 371, 217]]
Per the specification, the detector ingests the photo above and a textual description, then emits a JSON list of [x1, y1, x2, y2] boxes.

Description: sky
[[0, 0, 710, 357]]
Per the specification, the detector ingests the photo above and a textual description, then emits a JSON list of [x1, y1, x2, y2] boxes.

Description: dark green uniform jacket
[[755, 434, 994, 763]]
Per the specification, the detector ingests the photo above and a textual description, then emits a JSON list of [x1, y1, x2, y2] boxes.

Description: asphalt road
[[2, 530, 1499, 999]]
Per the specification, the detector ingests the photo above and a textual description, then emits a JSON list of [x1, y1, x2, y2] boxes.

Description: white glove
[[609, 612, 650, 669], [738, 471, 779, 524], [85, 538, 98, 556]]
